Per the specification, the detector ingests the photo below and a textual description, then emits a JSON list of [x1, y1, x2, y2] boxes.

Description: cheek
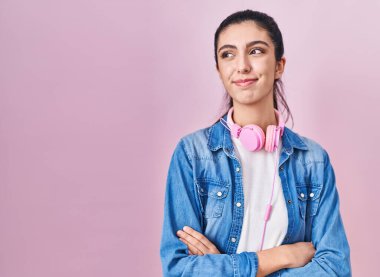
[[252, 59, 276, 75], [252, 61, 266, 72], [219, 67, 234, 83]]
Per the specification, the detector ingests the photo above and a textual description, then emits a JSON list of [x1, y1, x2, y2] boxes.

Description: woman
[[160, 10, 351, 277]]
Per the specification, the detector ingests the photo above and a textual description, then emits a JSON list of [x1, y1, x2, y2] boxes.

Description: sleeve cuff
[[231, 251, 259, 277]]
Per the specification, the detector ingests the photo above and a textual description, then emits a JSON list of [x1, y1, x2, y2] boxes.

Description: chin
[[234, 92, 268, 105]]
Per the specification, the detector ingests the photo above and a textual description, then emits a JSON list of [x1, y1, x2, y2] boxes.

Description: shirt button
[[217, 191, 222, 197], [287, 199, 292, 204], [231, 237, 236, 243], [236, 202, 241, 207], [300, 193, 305, 198], [280, 166, 284, 171], [236, 167, 240, 172], [310, 193, 315, 198]]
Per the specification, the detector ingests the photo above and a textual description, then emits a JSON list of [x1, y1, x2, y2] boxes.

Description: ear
[[275, 56, 286, 80]]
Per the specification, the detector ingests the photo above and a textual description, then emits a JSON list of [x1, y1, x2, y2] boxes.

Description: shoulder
[[287, 130, 335, 188], [180, 127, 210, 143], [174, 126, 213, 161], [180, 127, 210, 146], [285, 128, 330, 164]]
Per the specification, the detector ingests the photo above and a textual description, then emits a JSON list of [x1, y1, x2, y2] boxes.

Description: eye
[[221, 52, 233, 59], [250, 48, 264, 55]]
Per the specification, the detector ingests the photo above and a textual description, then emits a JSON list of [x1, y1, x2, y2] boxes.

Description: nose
[[237, 54, 251, 73]]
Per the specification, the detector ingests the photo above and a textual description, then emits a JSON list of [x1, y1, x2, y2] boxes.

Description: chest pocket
[[296, 184, 323, 219], [195, 178, 230, 219]]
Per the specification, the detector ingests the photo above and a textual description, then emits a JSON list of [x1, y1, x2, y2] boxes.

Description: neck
[[231, 101, 278, 135]]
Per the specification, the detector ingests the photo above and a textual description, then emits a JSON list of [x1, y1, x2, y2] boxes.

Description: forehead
[[218, 21, 273, 48]]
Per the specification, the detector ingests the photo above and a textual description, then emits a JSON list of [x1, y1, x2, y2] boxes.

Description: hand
[[176, 226, 221, 255], [282, 242, 316, 268]]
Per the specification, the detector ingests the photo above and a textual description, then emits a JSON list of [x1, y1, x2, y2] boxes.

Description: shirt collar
[[207, 113, 308, 153]]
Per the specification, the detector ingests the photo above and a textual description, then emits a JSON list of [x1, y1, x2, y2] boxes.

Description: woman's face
[[216, 21, 285, 107]]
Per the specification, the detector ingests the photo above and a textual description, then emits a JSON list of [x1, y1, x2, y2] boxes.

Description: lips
[[233, 78, 258, 87], [234, 78, 258, 84]]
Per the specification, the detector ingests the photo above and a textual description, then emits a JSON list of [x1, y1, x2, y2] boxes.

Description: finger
[[182, 226, 220, 253], [178, 231, 220, 255], [186, 242, 201, 255], [179, 238, 203, 255], [177, 230, 208, 254], [180, 238, 205, 256], [188, 243, 204, 255]]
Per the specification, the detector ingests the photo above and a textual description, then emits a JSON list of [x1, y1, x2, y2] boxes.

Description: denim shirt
[[160, 113, 352, 277]]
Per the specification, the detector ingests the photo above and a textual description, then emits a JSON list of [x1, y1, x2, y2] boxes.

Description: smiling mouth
[[233, 79, 258, 87]]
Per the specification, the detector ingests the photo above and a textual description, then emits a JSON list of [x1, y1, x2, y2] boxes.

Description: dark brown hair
[[212, 9, 294, 128]]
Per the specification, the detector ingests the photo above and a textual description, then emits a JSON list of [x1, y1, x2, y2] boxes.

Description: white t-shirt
[[228, 120, 288, 252]]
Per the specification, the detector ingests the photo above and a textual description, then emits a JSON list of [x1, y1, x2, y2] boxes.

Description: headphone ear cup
[[239, 124, 265, 151], [265, 125, 279, 152]]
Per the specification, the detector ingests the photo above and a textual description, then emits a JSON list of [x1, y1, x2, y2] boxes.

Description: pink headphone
[[219, 106, 285, 251], [220, 106, 285, 152]]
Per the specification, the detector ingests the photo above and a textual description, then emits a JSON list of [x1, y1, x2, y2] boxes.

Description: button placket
[[227, 159, 243, 254]]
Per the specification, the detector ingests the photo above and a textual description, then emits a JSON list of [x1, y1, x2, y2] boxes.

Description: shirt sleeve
[[159, 139, 259, 277], [276, 149, 352, 276]]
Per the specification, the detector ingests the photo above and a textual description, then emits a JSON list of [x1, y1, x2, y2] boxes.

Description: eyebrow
[[218, 40, 270, 53]]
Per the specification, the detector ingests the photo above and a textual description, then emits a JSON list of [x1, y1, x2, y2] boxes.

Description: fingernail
[[183, 226, 189, 231]]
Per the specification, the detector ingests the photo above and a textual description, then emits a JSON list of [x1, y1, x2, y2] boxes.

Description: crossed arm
[[177, 225, 315, 277], [160, 140, 352, 276]]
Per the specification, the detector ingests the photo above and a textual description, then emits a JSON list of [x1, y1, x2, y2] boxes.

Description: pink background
[[1, 0, 379, 276]]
